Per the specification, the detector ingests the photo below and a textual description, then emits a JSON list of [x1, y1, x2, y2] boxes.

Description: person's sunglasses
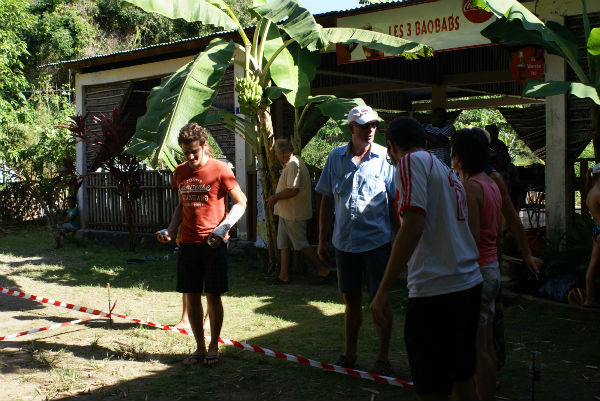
[[355, 121, 379, 130]]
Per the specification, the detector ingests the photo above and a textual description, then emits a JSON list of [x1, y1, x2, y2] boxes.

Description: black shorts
[[334, 243, 391, 297], [176, 242, 228, 294], [404, 284, 482, 396]]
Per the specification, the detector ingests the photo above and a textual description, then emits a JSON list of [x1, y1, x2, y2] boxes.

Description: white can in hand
[[160, 229, 168, 236]]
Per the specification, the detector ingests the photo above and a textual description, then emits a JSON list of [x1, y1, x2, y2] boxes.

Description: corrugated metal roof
[[41, 0, 409, 69], [40, 28, 235, 68], [309, 0, 406, 16]]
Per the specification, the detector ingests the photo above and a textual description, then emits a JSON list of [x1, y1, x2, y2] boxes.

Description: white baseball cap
[[347, 105, 381, 125], [592, 164, 600, 174]]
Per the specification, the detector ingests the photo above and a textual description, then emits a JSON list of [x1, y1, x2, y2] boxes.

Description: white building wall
[[73, 55, 252, 236]]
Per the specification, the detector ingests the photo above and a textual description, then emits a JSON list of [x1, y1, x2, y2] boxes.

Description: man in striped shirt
[[424, 107, 455, 167]]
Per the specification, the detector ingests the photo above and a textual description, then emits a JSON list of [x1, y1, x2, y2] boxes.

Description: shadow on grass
[[3, 227, 600, 400], [0, 275, 47, 313], [1, 233, 417, 400], [1, 282, 415, 401], [0, 226, 178, 292]]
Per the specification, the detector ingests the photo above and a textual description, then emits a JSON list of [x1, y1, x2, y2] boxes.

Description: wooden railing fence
[[86, 170, 178, 232]]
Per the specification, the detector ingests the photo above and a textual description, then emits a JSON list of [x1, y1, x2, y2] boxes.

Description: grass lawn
[[0, 225, 599, 401]]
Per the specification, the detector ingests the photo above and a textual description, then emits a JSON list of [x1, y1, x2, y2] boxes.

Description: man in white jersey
[[371, 117, 483, 400]]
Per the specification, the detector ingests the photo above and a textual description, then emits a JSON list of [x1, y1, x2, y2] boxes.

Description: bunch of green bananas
[[235, 75, 263, 115]]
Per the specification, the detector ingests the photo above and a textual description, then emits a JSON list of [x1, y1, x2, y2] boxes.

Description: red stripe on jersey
[[407, 154, 412, 209], [399, 156, 409, 210]]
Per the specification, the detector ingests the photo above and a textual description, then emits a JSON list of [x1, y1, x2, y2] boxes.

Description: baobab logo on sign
[[462, 0, 493, 24]]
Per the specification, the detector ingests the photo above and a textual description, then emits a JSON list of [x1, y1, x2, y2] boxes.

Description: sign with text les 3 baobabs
[[336, 0, 495, 64]]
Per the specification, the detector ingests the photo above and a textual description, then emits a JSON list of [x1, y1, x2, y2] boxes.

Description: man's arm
[[389, 198, 400, 232], [490, 171, 542, 275], [371, 210, 424, 326], [228, 184, 247, 210], [265, 188, 300, 207], [156, 194, 183, 243], [317, 194, 334, 260], [208, 184, 247, 247]]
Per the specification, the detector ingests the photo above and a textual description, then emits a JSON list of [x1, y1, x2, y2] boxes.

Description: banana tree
[[125, 0, 431, 269], [475, 0, 600, 161]]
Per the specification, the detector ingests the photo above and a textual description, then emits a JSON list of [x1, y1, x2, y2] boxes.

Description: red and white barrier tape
[[1, 286, 108, 317], [0, 316, 102, 341], [0, 286, 413, 388], [209, 335, 414, 387]]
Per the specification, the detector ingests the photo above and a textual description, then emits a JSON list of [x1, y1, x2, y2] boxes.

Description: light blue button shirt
[[316, 142, 395, 253]]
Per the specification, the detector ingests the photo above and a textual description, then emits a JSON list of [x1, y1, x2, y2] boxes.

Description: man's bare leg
[[371, 296, 392, 363], [302, 246, 329, 277], [205, 293, 224, 365], [279, 248, 291, 282], [475, 325, 496, 401], [174, 293, 191, 330], [450, 376, 478, 401], [342, 291, 363, 363], [183, 293, 206, 365]]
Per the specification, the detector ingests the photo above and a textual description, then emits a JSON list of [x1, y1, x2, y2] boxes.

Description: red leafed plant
[[64, 107, 145, 251]]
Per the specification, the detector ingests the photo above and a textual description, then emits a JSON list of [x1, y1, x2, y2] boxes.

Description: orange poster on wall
[[510, 47, 545, 84]]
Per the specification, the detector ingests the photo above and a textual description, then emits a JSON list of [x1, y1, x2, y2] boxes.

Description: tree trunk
[[256, 106, 281, 272], [126, 194, 136, 252]]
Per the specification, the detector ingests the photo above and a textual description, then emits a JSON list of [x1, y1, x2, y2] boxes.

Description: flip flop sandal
[[370, 360, 394, 376], [183, 354, 204, 365], [203, 354, 220, 366], [333, 354, 357, 369]]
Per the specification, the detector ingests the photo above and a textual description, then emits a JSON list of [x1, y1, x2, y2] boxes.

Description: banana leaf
[[206, 108, 259, 152], [263, 86, 292, 103], [522, 79, 600, 105], [321, 27, 433, 59], [127, 38, 236, 169], [299, 96, 366, 141], [589, 28, 600, 56], [262, 22, 321, 107], [122, 0, 239, 31], [252, 0, 325, 51]]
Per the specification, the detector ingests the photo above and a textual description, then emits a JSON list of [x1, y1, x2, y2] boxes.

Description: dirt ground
[[2, 245, 600, 401], [0, 260, 187, 401], [0, 249, 415, 401]]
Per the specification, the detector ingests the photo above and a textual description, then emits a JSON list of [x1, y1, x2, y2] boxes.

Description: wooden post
[[545, 51, 568, 234], [580, 158, 591, 219], [431, 85, 447, 110]]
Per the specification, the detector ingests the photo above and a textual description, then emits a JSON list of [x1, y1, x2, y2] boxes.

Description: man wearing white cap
[[316, 105, 396, 376]]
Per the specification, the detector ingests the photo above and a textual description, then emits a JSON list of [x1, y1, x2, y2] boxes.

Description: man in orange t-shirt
[[156, 122, 247, 366]]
